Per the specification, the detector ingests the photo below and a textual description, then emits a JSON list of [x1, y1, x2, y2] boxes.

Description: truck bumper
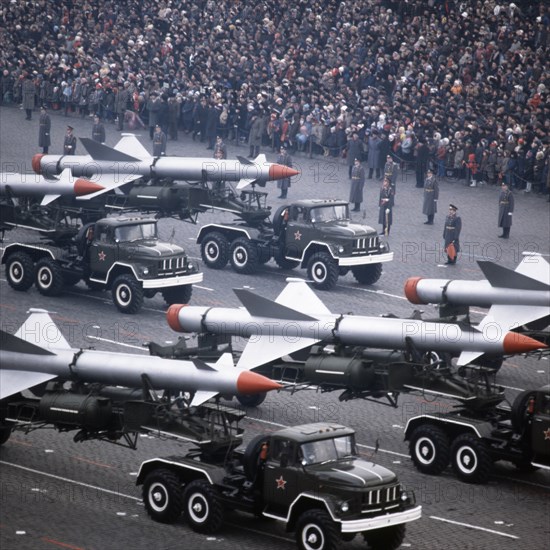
[[338, 251, 394, 267], [340, 505, 422, 533], [142, 272, 204, 289]]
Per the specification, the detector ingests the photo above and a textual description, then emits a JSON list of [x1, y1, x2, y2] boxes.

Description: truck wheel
[[511, 390, 538, 432], [201, 232, 229, 269], [162, 285, 193, 305], [409, 425, 450, 475], [5, 252, 35, 291], [451, 433, 492, 484], [307, 252, 339, 290], [296, 509, 339, 550], [230, 237, 259, 274], [363, 524, 406, 550], [351, 263, 383, 285], [142, 469, 183, 524], [236, 392, 267, 408], [112, 274, 143, 314], [0, 427, 12, 446], [35, 258, 64, 296], [274, 251, 300, 270], [183, 480, 224, 534]]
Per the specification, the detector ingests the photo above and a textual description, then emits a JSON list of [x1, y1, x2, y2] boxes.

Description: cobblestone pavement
[[0, 106, 549, 550]]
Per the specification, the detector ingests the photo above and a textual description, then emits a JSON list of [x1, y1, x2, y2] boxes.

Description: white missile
[[166, 280, 547, 369], [0, 310, 281, 407], [32, 134, 300, 190], [0, 169, 104, 205]]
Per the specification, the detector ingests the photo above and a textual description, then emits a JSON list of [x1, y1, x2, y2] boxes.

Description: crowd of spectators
[[0, 0, 548, 195]]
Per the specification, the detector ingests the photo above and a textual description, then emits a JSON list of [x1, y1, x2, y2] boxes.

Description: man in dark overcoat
[[349, 158, 365, 211], [497, 183, 514, 239], [38, 106, 51, 153], [423, 169, 439, 224], [443, 204, 461, 265]]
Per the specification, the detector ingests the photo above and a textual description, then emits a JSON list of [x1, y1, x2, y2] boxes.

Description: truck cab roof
[[273, 423, 355, 444]]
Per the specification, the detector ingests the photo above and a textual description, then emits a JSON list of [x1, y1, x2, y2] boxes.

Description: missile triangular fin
[[234, 288, 317, 321], [478, 260, 549, 291], [79, 137, 140, 162]]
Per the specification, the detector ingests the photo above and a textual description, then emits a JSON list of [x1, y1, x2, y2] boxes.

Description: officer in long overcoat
[[422, 169, 439, 224], [497, 183, 514, 238], [378, 178, 395, 235], [349, 158, 365, 211], [38, 106, 51, 153], [443, 204, 461, 264]]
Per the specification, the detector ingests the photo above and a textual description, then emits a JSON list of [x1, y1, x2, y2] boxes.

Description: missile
[[166, 279, 547, 368], [0, 310, 281, 407], [32, 134, 300, 190], [404, 255, 550, 364], [0, 168, 104, 206]]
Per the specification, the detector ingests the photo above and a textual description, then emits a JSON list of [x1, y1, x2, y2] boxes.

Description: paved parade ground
[[0, 105, 549, 550]]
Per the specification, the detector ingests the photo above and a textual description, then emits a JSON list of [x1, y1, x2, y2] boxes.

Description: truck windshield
[[310, 205, 349, 223], [115, 223, 157, 242], [300, 435, 357, 465]]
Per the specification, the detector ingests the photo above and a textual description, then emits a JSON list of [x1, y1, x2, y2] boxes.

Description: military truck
[[137, 422, 420, 550], [2, 216, 202, 314], [405, 385, 550, 483], [197, 199, 393, 290]]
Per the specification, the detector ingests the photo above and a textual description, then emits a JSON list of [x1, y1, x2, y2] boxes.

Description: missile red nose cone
[[32, 154, 45, 175], [503, 332, 547, 354], [167, 304, 186, 332], [236, 370, 282, 395], [268, 164, 300, 181], [74, 178, 105, 196], [404, 277, 424, 304]]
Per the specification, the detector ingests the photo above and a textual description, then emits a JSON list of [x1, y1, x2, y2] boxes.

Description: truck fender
[[136, 458, 213, 487], [197, 225, 254, 244], [1, 243, 55, 264], [404, 415, 484, 441]]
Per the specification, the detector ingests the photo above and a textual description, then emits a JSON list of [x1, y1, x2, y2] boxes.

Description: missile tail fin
[[1, 330, 56, 356], [515, 254, 550, 286], [478, 260, 549, 291], [40, 194, 60, 206], [190, 390, 218, 407], [254, 154, 267, 164], [15, 309, 71, 350], [456, 350, 484, 366], [276, 279, 332, 316], [237, 336, 318, 370], [236, 155, 253, 165], [0, 369, 57, 399], [234, 288, 317, 321], [114, 134, 151, 160], [236, 178, 257, 190], [481, 304, 550, 331], [80, 137, 140, 162]]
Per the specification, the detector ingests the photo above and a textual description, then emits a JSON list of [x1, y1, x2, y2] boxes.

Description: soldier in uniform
[[63, 126, 77, 155], [378, 178, 394, 236], [349, 158, 365, 212], [423, 169, 439, 224], [443, 204, 461, 265], [152, 124, 167, 156], [276, 146, 293, 199], [22, 73, 36, 120], [213, 135, 227, 159], [383, 155, 397, 196], [92, 115, 106, 143], [38, 106, 51, 153], [497, 182, 514, 238]]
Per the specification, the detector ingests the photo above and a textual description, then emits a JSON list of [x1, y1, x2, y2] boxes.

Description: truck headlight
[[340, 501, 349, 513], [141, 267, 149, 276], [338, 245, 345, 254]]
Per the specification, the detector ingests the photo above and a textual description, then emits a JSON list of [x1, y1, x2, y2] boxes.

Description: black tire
[[5, 252, 35, 291], [35, 258, 64, 296], [450, 433, 492, 483], [182, 480, 224, 534], [274, 251, 300, 270], [351, 263, 383, 285], [0, 427, 12, 446], [142, 469, 183, 524], [306, 252, 339, 290], [201, 232, 229, 269], [236, 392, 267, 408], [511, 390, 538, 433], [409, 424, 451, 475], [363, 524, 406, 550], [162, 285, 193, 305], [229, 237, 259, 274], [295, 509, 339, 550], [111, 274, 143, 314], [243, 434, 271, 481]]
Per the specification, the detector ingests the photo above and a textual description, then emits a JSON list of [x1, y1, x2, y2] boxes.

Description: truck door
[[531, 392, 550, 463], [88, 226, 115, 277], [285, 206, 307, 259], [263, 437, 300, 512]]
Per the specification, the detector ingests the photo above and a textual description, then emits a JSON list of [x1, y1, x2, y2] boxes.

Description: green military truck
[[197, 199, 393, 290], [137, 422, 420, 550], [2, 216, 202, 314]]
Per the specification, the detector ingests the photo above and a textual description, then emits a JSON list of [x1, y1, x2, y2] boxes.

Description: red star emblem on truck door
[[294, 230, 302, 241], [276, 475, 287, 490], [98, 251, 106, 261], [544, 428, 550, 441]]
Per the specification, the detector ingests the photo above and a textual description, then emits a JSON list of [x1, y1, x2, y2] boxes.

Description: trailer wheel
[[296, 509, 339, 550], [162, 285, 193, 305], [451, 433, 492, 484], [409, 424, 450, 475], [307, 252, 339, 290], [236, 392, 267, 408], [363, 524, 406, 550], [0, 427, 12, 446], [5, 252, 35, 291], [35, 258, 64, 296], [351, 263, 383, 285], [230, 237, 259, 274], [183, 480, 224, 534], [112, 274, 143, 314], [142, 469, 183, 524], [201, 232, 229, 269]]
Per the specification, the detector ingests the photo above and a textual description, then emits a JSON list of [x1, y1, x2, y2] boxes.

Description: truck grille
[[353, 236, 379, 251], [158, 256, 187, 275], [362, 484, 400, 513]]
